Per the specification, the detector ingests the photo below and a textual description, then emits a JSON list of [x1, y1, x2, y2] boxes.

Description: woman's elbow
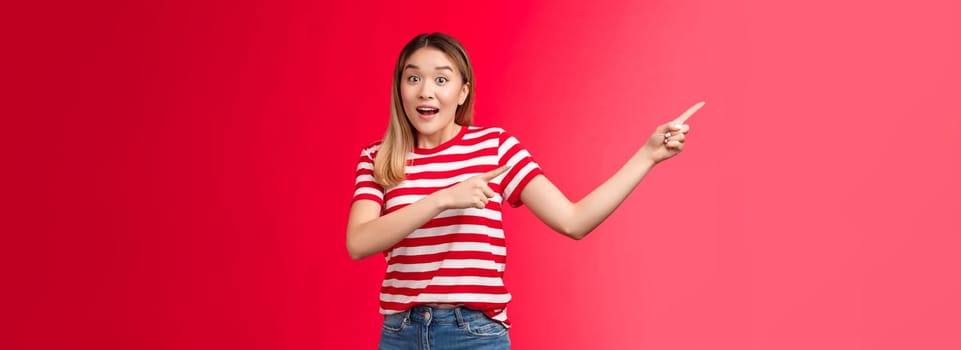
[[345, 235, 370, 260], [557, 225, 589, 240], [348, 250, 366, 261]]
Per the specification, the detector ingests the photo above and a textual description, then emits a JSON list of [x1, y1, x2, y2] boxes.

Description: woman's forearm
[[346, 192, 448, 260], [347, 166, 507, 260], [567, 149, 657, 239]]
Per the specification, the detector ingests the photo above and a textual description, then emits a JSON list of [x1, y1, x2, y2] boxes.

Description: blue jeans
[[378, 305, 511, 350]]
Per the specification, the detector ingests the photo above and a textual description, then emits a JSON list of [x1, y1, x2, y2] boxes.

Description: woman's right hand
[[637, 101, 705, 164], [437, 165, 510, 209]]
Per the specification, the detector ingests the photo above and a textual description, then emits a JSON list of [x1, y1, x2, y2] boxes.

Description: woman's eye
[[435, 77, 448, 84], [407, 75, 420, 83]]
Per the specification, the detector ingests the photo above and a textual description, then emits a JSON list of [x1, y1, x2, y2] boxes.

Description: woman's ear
[[459, 82, 470, 105]]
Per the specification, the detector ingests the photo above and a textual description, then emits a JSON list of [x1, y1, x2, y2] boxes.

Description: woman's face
[[400, 47, 469, 146]]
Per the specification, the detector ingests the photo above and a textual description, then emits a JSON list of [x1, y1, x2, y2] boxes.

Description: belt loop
[[453, 306, 465, 325], [404, 308, 412, 323]]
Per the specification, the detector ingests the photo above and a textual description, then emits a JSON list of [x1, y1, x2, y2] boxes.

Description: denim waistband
[[398, 305, 489, 325]]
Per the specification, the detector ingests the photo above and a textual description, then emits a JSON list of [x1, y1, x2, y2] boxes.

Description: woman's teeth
[[417, 107, 439, 115]]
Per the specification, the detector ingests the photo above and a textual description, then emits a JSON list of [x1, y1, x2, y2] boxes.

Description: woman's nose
[[417, 84, 434, 100]]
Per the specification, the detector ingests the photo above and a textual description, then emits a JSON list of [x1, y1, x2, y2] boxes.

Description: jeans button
[[423, 312, 431, 321]]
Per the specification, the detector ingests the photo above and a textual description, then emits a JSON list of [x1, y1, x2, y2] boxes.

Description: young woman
[[348, 32, 703, 350]]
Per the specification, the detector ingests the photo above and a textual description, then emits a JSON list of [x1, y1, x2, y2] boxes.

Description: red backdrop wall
[[5, 0, 960, 349]]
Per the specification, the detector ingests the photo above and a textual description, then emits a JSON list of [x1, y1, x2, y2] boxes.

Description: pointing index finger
[[673, 101, 706, 125], [479, 165, 510, 182]]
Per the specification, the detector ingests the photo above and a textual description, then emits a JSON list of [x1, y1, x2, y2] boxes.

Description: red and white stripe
[[352, 126, 541, 326]]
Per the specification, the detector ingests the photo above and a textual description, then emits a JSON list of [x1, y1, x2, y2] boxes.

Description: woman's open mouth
[[416, 106, 440, 119]]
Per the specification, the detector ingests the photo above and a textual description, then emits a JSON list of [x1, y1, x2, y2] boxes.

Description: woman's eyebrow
[[404, 64, 453, 72]]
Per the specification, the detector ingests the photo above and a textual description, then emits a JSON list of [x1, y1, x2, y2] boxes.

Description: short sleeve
[[498, 130, 543, 207], [352, 145, 385, 206]]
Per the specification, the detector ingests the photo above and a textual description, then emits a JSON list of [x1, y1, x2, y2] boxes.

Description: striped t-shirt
[[352, 125, 542, 326]]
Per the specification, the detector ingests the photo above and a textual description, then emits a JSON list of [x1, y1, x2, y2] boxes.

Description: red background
[[4, 0, 960, 349]]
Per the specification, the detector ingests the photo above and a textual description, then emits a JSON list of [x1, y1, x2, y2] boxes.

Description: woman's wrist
[[633, 147, 658, 167], [428, 189, 452, 211]]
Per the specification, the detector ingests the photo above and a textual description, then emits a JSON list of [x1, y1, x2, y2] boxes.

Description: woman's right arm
[[346, 192, 447, 260], [346, 165, 509, 260]]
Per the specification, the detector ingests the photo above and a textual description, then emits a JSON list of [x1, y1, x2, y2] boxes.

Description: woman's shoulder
[[465, 125, 509, 138], [357, 140, 383, 159], [466, 125, 530, 144]]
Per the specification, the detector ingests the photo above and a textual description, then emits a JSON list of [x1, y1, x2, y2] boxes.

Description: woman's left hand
[[639, 101, 704, 164]]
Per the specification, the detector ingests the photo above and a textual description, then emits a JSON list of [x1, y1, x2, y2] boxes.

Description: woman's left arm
[[520, 102, 704, 240]]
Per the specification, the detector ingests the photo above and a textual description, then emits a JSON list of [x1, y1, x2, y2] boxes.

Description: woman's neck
[[417, 124, 462, 149]]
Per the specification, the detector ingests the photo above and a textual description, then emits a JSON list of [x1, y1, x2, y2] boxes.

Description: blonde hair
[[374, 33, 476, 188]]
